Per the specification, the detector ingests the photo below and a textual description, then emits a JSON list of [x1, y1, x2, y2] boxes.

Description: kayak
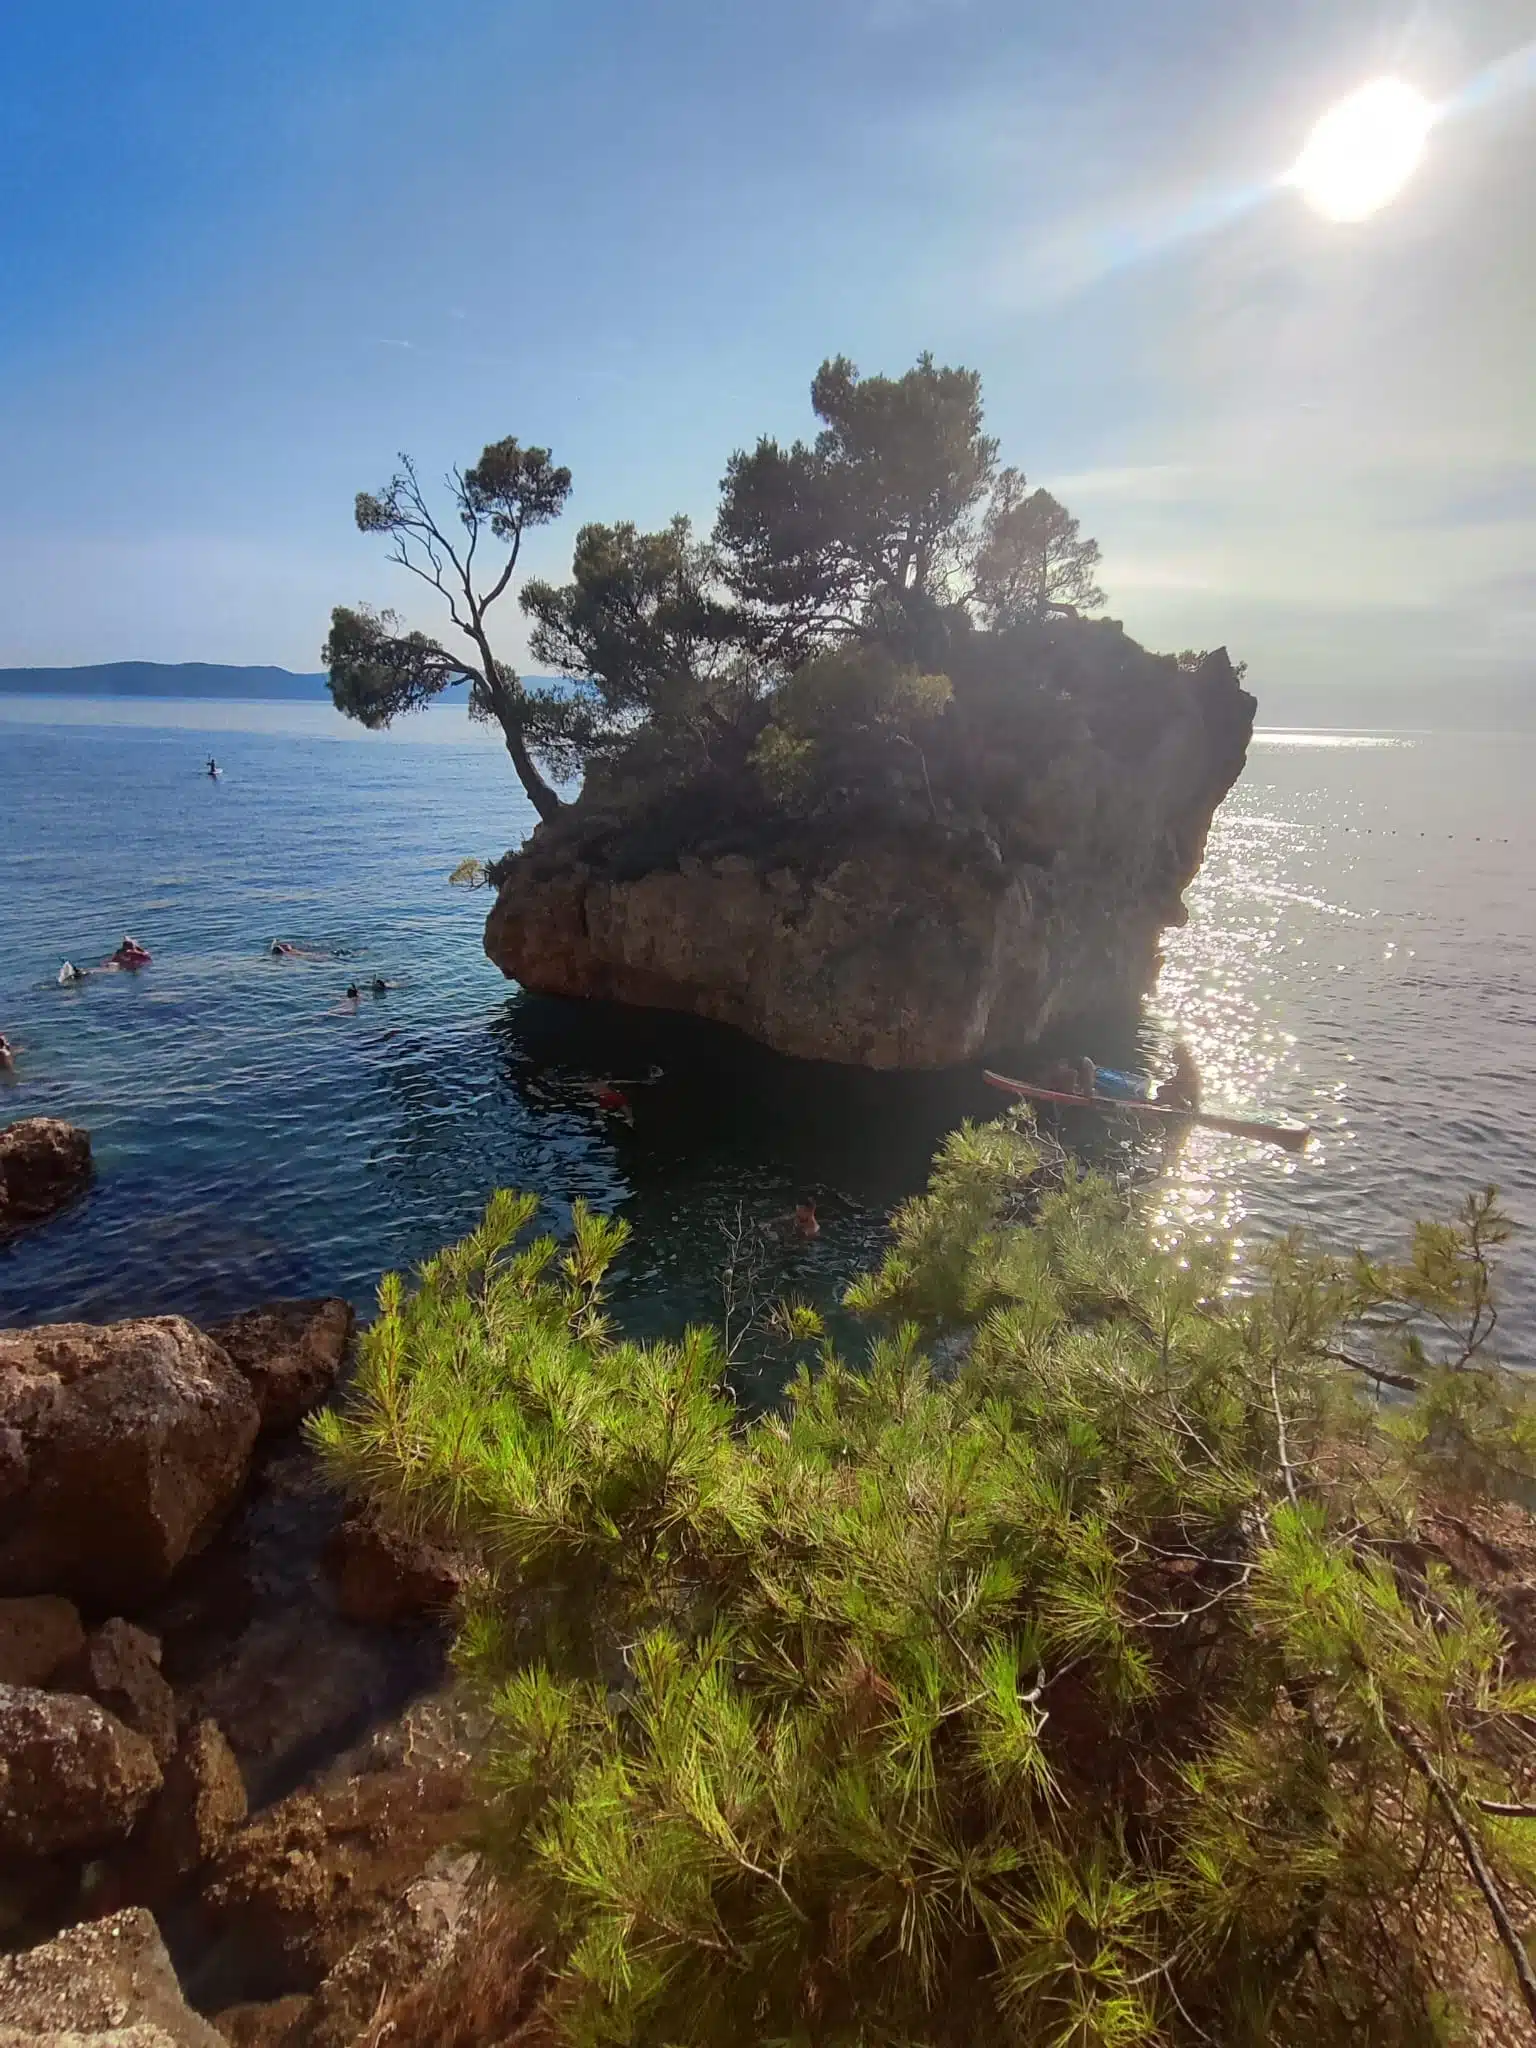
[[983, 1071, 1312, 1155]]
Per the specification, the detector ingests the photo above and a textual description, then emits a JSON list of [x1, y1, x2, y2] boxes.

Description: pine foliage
[[313, 1132, 1536, 2046]]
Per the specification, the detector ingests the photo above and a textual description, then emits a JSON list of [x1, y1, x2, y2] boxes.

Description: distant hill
[[0, 662, 332, 700]]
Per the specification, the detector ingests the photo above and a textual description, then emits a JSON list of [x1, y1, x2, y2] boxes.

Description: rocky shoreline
[[0, 1216, 503, 2048]]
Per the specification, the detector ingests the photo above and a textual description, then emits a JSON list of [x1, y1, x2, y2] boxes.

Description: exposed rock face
[[0, 1598, 85, 1689], [0, 1318, 260, 1608], [0, 1908, 225, 2048], [485, 644, 1254, 1068], [0, 1686, 162, 1859], [0, 1121, 92, 1237], [205, 1301, 355, 1437]]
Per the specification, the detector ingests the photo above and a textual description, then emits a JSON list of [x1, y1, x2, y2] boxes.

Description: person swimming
[[345, 984, 360, 1000], [110, 935, 151, 968], [369, 977, 396, 994], [58, 960, 87, 984], [792, 1197, 820, 1240], [0, 1034, 15, 1071]]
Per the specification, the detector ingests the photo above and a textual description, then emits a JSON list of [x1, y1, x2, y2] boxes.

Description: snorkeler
[[58, 960, 88, 984]]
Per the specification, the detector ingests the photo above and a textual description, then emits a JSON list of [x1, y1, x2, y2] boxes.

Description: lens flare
[[1289, 77, 1435, 222]]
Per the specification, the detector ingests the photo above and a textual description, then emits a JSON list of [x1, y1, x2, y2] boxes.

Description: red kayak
[[983, 1071, 1311, 1154]]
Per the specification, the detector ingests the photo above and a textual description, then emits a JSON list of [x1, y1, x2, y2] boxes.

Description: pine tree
[[313, 1130, 1536, 2045]]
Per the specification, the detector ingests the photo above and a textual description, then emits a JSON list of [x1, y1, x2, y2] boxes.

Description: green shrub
[[312, 1136, 1536, 2046]]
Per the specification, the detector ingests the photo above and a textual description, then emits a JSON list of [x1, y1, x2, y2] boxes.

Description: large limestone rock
[[0, 1686, 162, 1859], [205, 1301, 354, 1437], [0, 1121, 92, 1237], [0, 1318, 260, 1608], [0, 1908, 225, 2048], [485, 643, 1254, 1068]]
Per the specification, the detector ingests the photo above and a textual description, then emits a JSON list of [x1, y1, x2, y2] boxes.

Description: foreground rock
[[0, 1687, 161, 1860], [0, 1908, 224, 2048], [102, 1720, 247, 1912], [55, 1623, 176, 1766], [198, 1763, 473, 1999], [486, 640, 1254, 1068], [0, 1120, 92, 1238], [205, 1302, 354, 1437], [0, 1318, 260, 1608]]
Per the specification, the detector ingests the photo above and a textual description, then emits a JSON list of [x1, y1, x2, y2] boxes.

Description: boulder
[[0, 1908, 225, 2048], [324, 1511, 466, 1628], [0, 1317, 260, 1608], [55, 1623, 176, 1766], [0, 1597, 85, 1688], [104, 1720, 247, 1908], [0, 1120, 92, 1237], [204, 1301, 354, 1437], [0, 1686, 161, 1860]]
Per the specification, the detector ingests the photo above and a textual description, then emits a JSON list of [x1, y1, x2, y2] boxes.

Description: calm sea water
[[2, 699, 1533, 1369]]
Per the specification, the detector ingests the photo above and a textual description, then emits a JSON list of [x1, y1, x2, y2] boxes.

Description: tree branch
[[1393, 1720, 1536, 2029]]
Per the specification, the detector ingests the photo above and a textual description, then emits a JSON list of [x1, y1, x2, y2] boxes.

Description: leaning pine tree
[[312, 1119, 1536, 2046]]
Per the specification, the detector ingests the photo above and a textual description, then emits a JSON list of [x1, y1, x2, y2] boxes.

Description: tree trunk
[[479, 664, 563, 824], [498, 713, 563, 824]]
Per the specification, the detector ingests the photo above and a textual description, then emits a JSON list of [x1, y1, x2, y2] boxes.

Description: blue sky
[[1, 0, 1531, 719]]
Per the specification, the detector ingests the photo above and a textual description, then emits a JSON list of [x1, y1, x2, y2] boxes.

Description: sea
[[2, 696, 1533, 1373]]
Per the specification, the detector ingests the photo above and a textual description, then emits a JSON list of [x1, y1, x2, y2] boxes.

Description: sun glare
[[1289, 77, 1435, 222]]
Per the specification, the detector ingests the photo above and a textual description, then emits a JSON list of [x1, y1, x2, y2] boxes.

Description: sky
[[1, 0, 1532, 724]]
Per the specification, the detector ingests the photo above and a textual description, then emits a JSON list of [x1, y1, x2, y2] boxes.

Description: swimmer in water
[[58, 960, 87, 985], [0, 1034, 15, 1071], [110, 936, 151, 969], [792, 1197, 820, 1240], [369, 977, 397, 994]]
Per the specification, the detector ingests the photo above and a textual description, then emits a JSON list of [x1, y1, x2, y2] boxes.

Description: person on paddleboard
[[1155, 1041, 1202, 1113]]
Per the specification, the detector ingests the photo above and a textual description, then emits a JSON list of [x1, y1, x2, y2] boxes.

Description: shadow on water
[[485, 995, 1002, 1349]]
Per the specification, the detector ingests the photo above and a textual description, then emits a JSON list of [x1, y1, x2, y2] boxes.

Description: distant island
[[0, 661, 331, 700]]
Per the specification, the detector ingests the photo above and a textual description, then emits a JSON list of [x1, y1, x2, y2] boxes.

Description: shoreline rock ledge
[[484, 635, 1255, 1069]]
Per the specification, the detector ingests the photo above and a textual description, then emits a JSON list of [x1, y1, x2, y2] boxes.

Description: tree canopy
[[326, 356, 1119, 824]]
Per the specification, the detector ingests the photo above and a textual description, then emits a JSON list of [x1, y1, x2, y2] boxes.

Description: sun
[[1289, 78, 1435, 222]]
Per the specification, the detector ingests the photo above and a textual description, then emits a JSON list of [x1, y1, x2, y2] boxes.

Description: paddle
[[982, 1071, 1312, 1155]]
